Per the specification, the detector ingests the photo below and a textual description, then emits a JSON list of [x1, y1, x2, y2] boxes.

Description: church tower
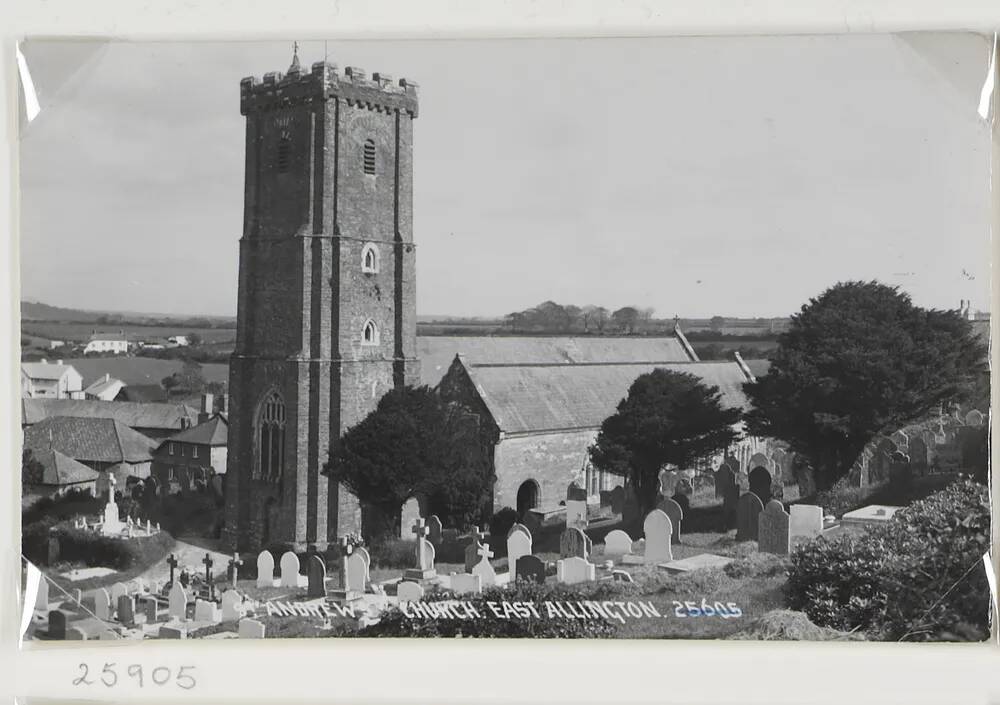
[[224, 54, 419, 551]]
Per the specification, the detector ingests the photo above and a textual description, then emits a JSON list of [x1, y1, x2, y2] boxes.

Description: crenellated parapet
[[240, 60, 419, 117]]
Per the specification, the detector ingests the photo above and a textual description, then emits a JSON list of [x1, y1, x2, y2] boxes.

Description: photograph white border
[[1, 1, 999, 703]]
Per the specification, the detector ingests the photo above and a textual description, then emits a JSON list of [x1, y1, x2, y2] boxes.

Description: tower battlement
[[240, 60, 419, 117]]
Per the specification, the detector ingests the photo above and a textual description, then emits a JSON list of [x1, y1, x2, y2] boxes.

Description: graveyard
[[24, 408, 991, 642]]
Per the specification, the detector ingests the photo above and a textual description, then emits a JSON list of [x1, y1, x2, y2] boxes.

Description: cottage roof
[[162, 415, 228, 447], [22, 398, 198, 431], [23, 416, 157, 464], [83, 376, 123, 397], [30, 448, 101, 486], [418, 334, 695, 387], [21, 362, 77, 381], [459, 360, 752, 435]]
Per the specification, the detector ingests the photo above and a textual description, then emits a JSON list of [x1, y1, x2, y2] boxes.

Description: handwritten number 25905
[[74, 663, 196, 690]]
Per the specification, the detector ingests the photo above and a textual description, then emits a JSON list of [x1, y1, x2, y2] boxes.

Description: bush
[[786, 479, 991, 640], [488, 507, 517, 553], [357, 581, 618, 638], [21, 489, 103, 527], [23, 522, 174, 571], [813, 477, 878, 519]]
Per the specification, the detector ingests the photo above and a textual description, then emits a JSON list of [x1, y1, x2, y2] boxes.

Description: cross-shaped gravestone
[[472, 525, 488, 544], [166, 554, 179, 587], [411, 517, 429, 568], [477, 542, 494, 563], [228, 553, 243, 588], [202, 553, 214, 599]]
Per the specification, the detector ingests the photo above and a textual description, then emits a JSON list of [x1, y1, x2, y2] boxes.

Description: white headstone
[[450, 573, 482, 595], [418, 539, 436, 572], [642, 509, 673, 563], [256, 551, 275, 588], [506, 529, 532, 576], [345, 552, 368, 593], [279, 551, 300, 588], [396, 581, 425, 604], [602, 529, 634, 557], [34, 576, 50, 612], [194, 598, 220, 623], [220, 591, 244, 621], [168, 582, 188, 621], [556, 556, 597, 585], [93, 588, 111, 620], [789, 504, 824, 544], [472, 555, 498, 587], [238, 617, 265, 638]]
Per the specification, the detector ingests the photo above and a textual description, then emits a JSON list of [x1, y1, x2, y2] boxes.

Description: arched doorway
[[516, 480, 539, 519]]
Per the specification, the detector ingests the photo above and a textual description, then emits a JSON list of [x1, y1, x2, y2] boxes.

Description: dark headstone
[[908, 437, 929, 476], [735, 492, 765, 541], [48, 609, 67, 639], [559, 527, 589, 559], [567, 482, 587, 501], [670, 492, 690, 517], [47, 535, 60, 565], [426, 515, 443, 546], [117, 595, 135, 626], [514, 555, 546, 584], [718, 466, 739, 529], [748, 466, 772, 502], [657, 497, 684, 541], [143, 596, 159, 624], [306, 555, 327, 598], [464, 541, 481, 573], [599, 490, 613, 508]]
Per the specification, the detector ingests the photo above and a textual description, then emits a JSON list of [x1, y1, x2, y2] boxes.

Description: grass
[[45, 531, 177, 594]]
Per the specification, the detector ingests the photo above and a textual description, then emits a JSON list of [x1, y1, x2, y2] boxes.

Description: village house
[[22, 416, 157, 492], [23, 447, 101, 498], [151, 413, 228, 495], [83, 330, 129, 354], [21, 398, 199, 440], [20, 360, 84, 399]]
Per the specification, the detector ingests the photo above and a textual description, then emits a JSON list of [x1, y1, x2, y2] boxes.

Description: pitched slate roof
[[162, 415, 228, 447], [116, 384, 169, 403], [22, 398, 199, 431], [30, 448, 101, 486], [460, 360, 752, 435], [21, 362, 77, 381], [62, 357, 229, 387], [83, 376, 123, 397], [418, 335, 696, 387], [23, 416, 157, 464]]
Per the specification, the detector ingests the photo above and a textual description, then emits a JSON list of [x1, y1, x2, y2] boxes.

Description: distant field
[[21, 322, 236, 345], [59, 357, 230, 387]]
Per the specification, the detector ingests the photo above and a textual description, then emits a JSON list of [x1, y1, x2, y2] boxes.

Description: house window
[[192, 446, 199, 459], [167, 466, 175, 481], [363, 138, 376, 175], [256, 390, 287, 480], [361, 243, 379, 274], [169, 443, 175, 456], [277, 136, 291, 173], [362, 319, 379, 346]]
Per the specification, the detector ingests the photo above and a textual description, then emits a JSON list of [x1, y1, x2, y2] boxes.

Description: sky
[[18, 34, 993, 319]]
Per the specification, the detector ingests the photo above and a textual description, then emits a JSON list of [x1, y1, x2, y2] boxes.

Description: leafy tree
[[611, 306, 640, 334], [589, 369, 741, 514], [582, 305, 610, 333], [323, 386, 492, 541], [187, 331, 203, 346], [22, 448, 45, 486], [744, 281, 987, 491]]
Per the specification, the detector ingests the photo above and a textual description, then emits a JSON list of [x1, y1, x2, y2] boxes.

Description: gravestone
[[657, 497, 683, 541], [48, 535, 60, 565], [908, 437, 929, 476], [472, 543, 498, 587], [567, 482, 588, 501], [450, 572, 482, 595], [441, 528, 460, 544], [307, 554, 327, 598], [93, 588, 111, 620], [168, 582, 188, 621], [658, 469, 680, 496], [464, 541, 482, 573], [426, 515, 443, 546], [143, 596, 159, 624], [642, 509, 673, 563], [757, 500, 791, 555], [279, 551, 300, 588], [345, 552, 369, 593], [599, 490, 613, 508], [789, 504, 824, 545], [506, 528, 532, 575], [507, 523, 530, 539], [399, 497, 421, 539], [116, 595, 136, 626], [717, 466, 739, 529], [109, 582, 127, 606], [748, 466, 772, 503], [396, 581, 425, 603], [612, 569, 634, 583], [404, 518, 437, 581], [603, 529, 634, 557], [735, 492, 765, 541], [238, 618, 265, 639], [966, 409, 984, 427], [556, 556, 597, 585], [514, 555, 546, 584], [608, 486, 625, 515], [194, 599, 220, 623], [48, 610, 67, 639], [888, 451, 912, 488], [559, 527, 589, 559], [221, 591, 244, 621], [889, 430, 909, 452], [565, 499, 588, 528], [159, 623, 186, 639], [749, 453, 769, 473], [256, 550, 275, 588]]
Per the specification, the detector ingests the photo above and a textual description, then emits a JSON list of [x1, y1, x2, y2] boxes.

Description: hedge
[[786, 479, 991, 641]]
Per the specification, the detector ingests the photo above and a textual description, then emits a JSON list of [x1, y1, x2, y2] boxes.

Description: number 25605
[[73, 663, 196, 690]]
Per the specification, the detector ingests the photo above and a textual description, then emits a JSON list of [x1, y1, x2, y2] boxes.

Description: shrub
[[357, 581, 618, 638], [488, 507, 517, 552], [813, 478, 878, 519], [23, 521, 174, 571], [786, 479, 991, 640]]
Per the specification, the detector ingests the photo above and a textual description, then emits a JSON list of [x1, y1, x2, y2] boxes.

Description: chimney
[[199, 393, 214, 423], [220, 393, 229, 414]]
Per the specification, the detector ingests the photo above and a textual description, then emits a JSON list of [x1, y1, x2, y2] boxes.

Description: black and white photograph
[[17, 34, 994, 643]]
